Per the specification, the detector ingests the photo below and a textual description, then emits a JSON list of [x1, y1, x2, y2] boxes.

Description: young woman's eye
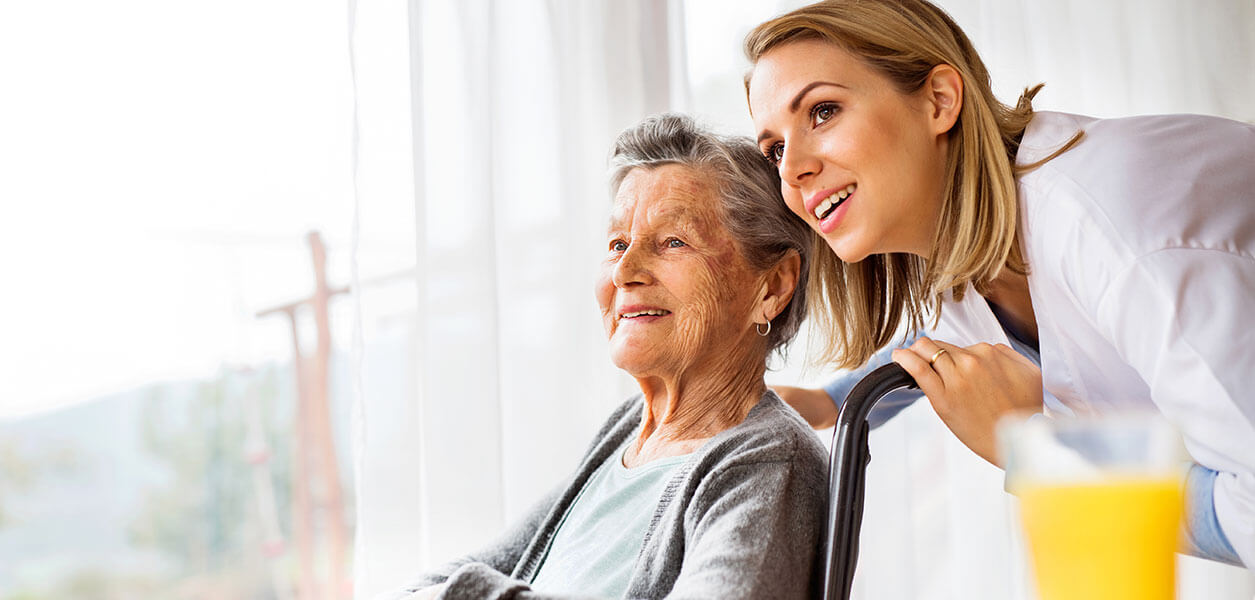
[[763, 142, 784, 166], [610, 239, 628, 252], [665, 238, 686, 248], [811, 102, 839, 126]]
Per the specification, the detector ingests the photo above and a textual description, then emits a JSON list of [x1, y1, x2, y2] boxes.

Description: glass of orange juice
[[999, 414, 1186, 600]]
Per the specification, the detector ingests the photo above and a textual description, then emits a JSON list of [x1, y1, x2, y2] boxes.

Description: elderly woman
[[385, 114, 827, 599]]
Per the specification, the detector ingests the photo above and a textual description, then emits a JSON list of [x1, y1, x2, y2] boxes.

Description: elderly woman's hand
[[892, 337, 1043, 467]]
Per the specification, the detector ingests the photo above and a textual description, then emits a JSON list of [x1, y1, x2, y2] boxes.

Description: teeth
[[622, 310, 668, 318], [813, 198, 832, 220], [813, 184, 856, 220]]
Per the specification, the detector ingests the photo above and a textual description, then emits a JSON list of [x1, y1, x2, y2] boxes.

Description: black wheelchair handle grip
[[822, 362, 918, 600], [836, 362, 918, 432]]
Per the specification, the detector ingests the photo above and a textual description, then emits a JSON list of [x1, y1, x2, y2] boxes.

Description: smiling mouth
[[620, 309, 671, 319], [814, 184, 856, 220]]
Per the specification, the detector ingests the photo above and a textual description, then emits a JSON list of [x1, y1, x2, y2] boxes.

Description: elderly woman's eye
[[811, 102, 839, 126], [610, 239, 628, 252], [666, 238, 686, 248]]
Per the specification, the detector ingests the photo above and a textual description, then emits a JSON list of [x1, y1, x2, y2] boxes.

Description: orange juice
[[1018, 477, 1183, 600]]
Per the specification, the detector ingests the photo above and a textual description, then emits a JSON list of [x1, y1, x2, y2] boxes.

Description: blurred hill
[[0, 358, 353, 599]]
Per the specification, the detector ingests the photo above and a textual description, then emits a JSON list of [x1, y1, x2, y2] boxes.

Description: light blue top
[[529, 439, 692, 596], [821, 334, 924, 429], [822, 324, 1242, 566]]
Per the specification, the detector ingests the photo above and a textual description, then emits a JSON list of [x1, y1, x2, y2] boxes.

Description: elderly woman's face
[[596, 165, 763, 378]]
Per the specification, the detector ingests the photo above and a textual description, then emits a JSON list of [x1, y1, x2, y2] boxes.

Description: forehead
[[610, 165, 723, 230], [748, 39, 869, 120]]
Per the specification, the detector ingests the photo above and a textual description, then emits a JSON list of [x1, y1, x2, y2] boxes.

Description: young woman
[[745, 0, 1254, 568]]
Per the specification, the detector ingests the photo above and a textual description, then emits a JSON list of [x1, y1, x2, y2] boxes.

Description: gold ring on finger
[[928, 348, 948, 366]]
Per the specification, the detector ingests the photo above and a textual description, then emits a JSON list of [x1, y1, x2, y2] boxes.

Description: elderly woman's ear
[[756, 249, 802, 324]]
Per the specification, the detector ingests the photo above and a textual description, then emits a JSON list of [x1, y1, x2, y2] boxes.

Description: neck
[[983, 268, 1038, 345], [633, 342, 767, 448]]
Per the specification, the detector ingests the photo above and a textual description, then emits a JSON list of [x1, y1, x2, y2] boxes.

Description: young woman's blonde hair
[[744, 0, 1078, 369]]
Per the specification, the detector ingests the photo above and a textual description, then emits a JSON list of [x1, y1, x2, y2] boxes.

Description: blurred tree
[[0, 440, 36, 530], [0, 438, 82, 530], [127, 367, 294, 597]]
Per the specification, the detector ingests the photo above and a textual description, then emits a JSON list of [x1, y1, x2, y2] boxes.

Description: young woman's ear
[[924, 64, 964, 136]]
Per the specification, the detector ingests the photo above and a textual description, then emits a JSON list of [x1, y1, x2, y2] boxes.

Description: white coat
[[931, 111, 1255, 567]]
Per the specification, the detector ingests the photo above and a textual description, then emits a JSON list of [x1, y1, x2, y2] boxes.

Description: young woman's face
[[749, 38, 950, 262]]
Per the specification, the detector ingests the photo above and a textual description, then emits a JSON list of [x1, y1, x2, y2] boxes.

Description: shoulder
[[1020, 112, 1255, 213], [693, 392, 828, 485], [670, 392, 829, 534], [1019, 111, 1255, 170], [602, 394, 644, 433], [1016, 112, 1255, 290]]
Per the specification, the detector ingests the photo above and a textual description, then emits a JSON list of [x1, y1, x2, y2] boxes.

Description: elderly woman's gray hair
[[609, 113, 812, 357]]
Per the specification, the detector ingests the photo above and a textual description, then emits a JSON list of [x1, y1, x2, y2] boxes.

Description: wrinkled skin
[[595, 165, 798, 465]]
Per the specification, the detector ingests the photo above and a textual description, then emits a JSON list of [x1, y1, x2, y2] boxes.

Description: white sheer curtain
[[354, 1, 686, 596]]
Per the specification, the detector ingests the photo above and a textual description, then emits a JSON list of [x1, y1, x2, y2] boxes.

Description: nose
[[612, 242, 654, 288], [778, 136, 821, 187]]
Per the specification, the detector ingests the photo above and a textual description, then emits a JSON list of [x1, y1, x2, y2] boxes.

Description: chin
[[824, 235, 875, 264], [608, 340, 661, 376]]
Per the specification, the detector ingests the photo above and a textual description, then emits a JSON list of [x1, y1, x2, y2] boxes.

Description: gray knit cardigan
[[381, 390, 829, 600]]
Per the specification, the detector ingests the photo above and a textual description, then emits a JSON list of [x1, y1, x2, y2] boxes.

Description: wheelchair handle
[[821, 362, 918, 600]]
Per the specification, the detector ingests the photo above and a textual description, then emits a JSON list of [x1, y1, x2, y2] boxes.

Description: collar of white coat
[[933, 284, 1008, 348], [935, 283, 1073, 418], [934, 111, 1088, 343], [1015, 111, 1094, 167]]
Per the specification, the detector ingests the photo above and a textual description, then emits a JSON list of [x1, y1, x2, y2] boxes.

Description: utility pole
[[257, 231, 350, 599]]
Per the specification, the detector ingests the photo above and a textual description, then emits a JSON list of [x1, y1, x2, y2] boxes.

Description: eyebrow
[[607, 205, 708, 238], [756, 80, 849, 144]]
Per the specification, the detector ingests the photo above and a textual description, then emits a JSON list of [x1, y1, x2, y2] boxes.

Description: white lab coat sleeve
[[1092, 246, 1255, 568]]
